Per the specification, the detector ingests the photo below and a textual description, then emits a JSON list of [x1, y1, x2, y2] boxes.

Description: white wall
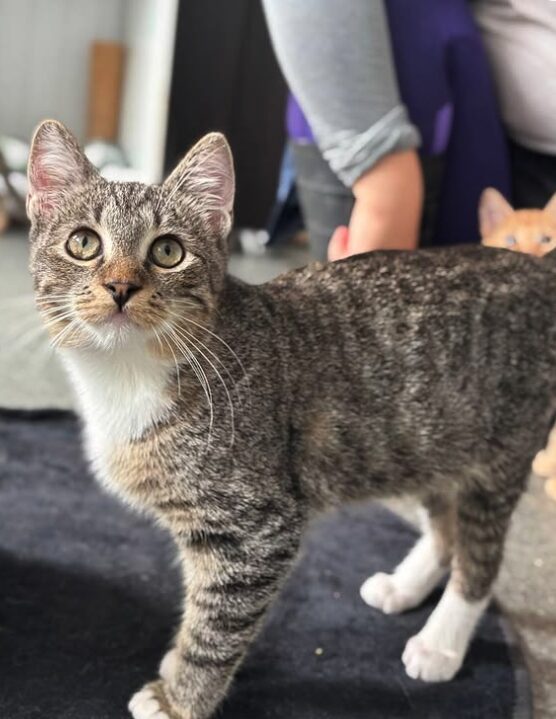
[[0, 0, 127, 142], [118, 0, 179, 183]]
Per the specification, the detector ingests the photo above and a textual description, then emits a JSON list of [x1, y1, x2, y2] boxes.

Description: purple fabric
[[287, 0, 511, 246], [433, 33, 511, 245], [287, 94, 314, 142], [385, 0, 510, 245], [432, 102, 454, 156]]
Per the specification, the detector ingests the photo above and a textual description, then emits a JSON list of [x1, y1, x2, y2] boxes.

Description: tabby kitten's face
[[479, 187, 556, 256], [26, 121, 234, 351]]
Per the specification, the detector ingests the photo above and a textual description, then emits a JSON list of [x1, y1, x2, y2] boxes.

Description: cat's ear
[[544, 192, 556, 222], [163, 132, 235, 236], [27, 120, 96, 221], [479, 188, 513, 238]]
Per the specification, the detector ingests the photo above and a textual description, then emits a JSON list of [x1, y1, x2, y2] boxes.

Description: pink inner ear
[[27, 121, 91, 218], [211, 166, 234, 214], [32, 161, 55, 193], [479, 190, 513, 237], [29, 146, 77, 216], [29, 156, 59, 214], [480, 208, 502, 238], [192, 146, 234, 214]]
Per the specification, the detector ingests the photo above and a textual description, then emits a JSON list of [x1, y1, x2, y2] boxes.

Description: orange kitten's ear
[[544, 192, 556, 222], [478, 188, 513, 239], [27, 120, 96, 221], [164, 132, 235, 236]]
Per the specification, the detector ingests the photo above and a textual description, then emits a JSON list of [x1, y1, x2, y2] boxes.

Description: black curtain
[[165, 0, 287, 228]]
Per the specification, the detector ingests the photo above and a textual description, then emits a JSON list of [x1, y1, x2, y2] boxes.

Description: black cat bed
[[0, 411, 531, 718]]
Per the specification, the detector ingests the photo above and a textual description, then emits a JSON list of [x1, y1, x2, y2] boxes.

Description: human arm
[[262, 0, 423, 255]]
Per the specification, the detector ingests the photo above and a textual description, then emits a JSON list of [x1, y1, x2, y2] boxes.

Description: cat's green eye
[[66, 229, 102, 261], [505, 235, 517, 247], [540, 235, 553, 245], [150, 237, 185, 268]]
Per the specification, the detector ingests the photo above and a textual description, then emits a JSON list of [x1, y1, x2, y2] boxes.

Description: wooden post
[[87, 41, 125, 142]]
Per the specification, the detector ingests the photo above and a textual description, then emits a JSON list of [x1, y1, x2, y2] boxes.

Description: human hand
[[327, 150, 423, 261]]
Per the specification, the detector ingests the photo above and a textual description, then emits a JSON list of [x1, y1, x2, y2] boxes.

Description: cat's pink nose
[[103, 281, 141, 310]]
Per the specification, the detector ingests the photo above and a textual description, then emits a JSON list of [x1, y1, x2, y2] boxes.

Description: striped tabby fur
[[27, 121, 556, 719]]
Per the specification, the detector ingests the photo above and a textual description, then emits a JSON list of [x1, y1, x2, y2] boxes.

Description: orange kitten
[[480, 187, 556, 499], [479, 187, 556, 256]]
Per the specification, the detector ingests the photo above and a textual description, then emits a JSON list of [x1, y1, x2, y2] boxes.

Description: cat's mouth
[[38, 293, 166, 351], [83, 309, 153, 349], [105, 308, 134, 326], [82, 300, 171, 349], [76, 298, 157, 332]]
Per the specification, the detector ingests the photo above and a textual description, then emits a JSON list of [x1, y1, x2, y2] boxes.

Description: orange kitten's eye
[[66, 229, 102, 261], [150, 236, 185, 268], [505, 235, 517, 248], [540, 235, 553, 245]]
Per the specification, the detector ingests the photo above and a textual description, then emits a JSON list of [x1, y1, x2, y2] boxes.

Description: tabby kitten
[[27, 121, 556, 719]]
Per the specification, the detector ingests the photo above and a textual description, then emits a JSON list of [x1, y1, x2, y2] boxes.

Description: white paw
[[402, 634, 463, 682], [159, 648, 179, 683], [128, 688, 169, 719], [360, 572, 414, 614]]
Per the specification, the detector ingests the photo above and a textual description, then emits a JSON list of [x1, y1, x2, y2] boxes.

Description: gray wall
[[0, 0, 126, 142]]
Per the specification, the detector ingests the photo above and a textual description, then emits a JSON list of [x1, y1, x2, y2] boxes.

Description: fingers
[[327, 225, 350, 262]]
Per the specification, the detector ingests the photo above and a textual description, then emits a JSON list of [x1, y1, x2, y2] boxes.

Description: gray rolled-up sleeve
[[262, 0, 421, 187]]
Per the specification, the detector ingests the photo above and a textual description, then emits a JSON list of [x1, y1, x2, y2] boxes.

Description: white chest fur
[[61, 341, 173, 479]]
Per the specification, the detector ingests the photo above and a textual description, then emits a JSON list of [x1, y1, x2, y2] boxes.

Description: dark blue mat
[[0, 411, 531, 718]]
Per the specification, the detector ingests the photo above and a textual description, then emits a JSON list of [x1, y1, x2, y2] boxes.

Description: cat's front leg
[[129, 533, 298, 719]]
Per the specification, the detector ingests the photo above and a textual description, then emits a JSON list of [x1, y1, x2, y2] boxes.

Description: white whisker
[[163, 322, 214, 444], [166, 301, 247, 381], [167, 310, 235, 386], [40, 311, 76, 329], [50, 318, 80, 350], [169, 320, 235, 445], [154, 325, 182, 399]]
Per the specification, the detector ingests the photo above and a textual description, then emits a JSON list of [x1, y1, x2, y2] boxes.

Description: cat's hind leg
[[361, 494, 454, 614], [402, 481, 522, 682]]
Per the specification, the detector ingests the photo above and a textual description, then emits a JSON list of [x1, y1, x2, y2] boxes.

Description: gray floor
[[1, 228, 555, 716]]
